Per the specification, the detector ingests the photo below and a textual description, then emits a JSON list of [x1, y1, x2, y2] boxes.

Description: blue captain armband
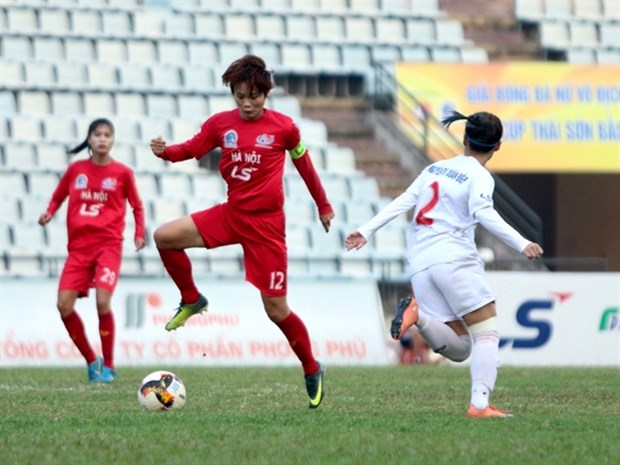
[[290, 141, 307, 159]]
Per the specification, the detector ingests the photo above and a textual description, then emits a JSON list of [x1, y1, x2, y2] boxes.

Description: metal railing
[[372, 63, 544, 245]]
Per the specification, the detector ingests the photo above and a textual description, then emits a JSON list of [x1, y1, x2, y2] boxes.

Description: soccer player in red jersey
[[39, 118, 146, 383], [150, 55, 334, 408]]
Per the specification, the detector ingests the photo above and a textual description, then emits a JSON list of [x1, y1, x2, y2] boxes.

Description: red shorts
[[191, 203, 288, 296], [58, 244, 122, 297]]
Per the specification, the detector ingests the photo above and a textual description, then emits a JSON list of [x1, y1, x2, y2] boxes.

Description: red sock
[[61, 311, 96, 364], [276, 312, 319, 375], [99, 311, 115, 369], [158, 248, 200, 303]]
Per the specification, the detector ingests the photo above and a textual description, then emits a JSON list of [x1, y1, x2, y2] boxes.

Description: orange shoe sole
[[467, 404, 513, 418]]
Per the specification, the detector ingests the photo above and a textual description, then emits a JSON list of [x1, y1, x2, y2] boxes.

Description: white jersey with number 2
[[357, 155, 530, 276]]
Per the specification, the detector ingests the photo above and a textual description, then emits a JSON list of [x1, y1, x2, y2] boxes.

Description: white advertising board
[[1, 273, 618, 367], [489, 272, 619, 366], [0, 277, 391, 367]]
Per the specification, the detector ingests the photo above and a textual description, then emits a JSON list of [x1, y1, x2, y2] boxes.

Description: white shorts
[[411, 259, 495, 323]]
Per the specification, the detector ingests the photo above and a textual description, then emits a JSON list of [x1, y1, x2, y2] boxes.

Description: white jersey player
[[345, 110, 543, 418]]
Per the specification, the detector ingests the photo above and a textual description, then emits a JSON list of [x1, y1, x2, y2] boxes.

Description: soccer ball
[[137, 370, 186, 411]]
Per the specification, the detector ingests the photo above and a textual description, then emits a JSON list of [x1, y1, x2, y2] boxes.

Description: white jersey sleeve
[[475, 207, 531, 252], [357, 177, 421, 240]]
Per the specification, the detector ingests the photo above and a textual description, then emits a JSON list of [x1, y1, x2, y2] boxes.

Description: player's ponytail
[[66, 118, 115, 156], [442, 110, 503, 153]]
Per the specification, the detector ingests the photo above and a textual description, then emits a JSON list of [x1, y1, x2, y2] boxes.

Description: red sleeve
[[160, 119, 218, 163], [293, 153, 333, 216], [46, 166, 72, 217], [125, 169, 146, 240]]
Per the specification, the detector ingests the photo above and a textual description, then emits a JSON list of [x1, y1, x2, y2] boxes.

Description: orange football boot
[[467, 404, 514, 418]]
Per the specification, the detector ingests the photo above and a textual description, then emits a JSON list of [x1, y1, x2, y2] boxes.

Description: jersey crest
[[256, 133, 275, 147], [75, 174, 88, 189], [224, 130, 238, 148]]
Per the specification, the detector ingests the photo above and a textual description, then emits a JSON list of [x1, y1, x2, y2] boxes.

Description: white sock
[[416, 314, 473, 362], [469, 326, 500, 410]]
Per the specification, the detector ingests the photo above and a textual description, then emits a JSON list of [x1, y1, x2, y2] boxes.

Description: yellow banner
[[395, 62, 620, 173]]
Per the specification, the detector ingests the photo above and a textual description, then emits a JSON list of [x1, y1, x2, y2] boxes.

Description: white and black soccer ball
[[137, 370, 186, 411]]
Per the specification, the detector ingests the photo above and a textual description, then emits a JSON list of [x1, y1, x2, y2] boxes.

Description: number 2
[[415, 181, 439, 226]]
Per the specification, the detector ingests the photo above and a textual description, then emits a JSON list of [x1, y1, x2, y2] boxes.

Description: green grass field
[[1, 366, 618, 465]]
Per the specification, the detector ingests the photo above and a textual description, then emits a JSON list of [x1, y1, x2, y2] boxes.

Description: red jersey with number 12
[[46, 159, 145, 250]]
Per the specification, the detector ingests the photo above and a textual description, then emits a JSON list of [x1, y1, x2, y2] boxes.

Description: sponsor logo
[[599, 307, 619, 331], [101, 177, 117, 190], [256, 133, 275, 147], [125, 292, 163, 329], [500, 291, 573, 349]]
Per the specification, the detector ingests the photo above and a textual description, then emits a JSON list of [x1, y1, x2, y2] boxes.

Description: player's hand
[[135, 237, 146, 251], [523, 242, 543, 260], [150, 136, 167, 156], [345, 231, 367, 250], [38, 212, 52, 226], [319, 211, 335, 233]]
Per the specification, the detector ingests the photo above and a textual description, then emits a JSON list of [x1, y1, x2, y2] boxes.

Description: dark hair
[[221, 54, 274, 96], [441, 110, 503, 153], [66, 118, 115, 155]]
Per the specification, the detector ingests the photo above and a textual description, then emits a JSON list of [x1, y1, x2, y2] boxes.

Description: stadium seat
[[375, 17, 408, 44], [596, 48, 620, 64], [96, 39, 128, 63], [55, 62, 88, 90], [41, 116, 76, 143], [430, 46, 461, 62], [223, 13, 255, 41], [2, 142, 37, 171], [70, 10, 102, 37], [410, 0, 444, 18], [127, 40, 158, 65], [83, 92, 115, 118], [285, 15, 316, 40], [38, 9, 71, 35], [311, 44, 341, 71], [192, 174, 226, 201], [180, 64, 217, 93], [0, 60, 23, 89], [460, 47, 489, 63], [32, 37, 64, 62], [600, 22, 620, 48], [566, 48, 596, 64], [218, 42, 250, 66], [6, 7, 37, 33], [255, 14, 287, 41], [0, 196, 21, 224], [159, 172, 193, 199], [323, 146, 356, 175], [9, 116, 44, 143], [602, 0, 620, 21], [51, 92, 82, 116], [134, 145, 168, 172], [206, 245, 243, 277], [250, 42, 282, 67], [115, 93, 146, 118], [102, 10, 132, 37], [18, 91, 51, 117], [284, 197, 315, 225], [1, 36, 32, 60], [163, 13, 196, 39], [0, 89, 17, 116], [344, 16, 374, 44], [435, 20, 467, 47], [569, 21, 599, 48], [539, 21, 570, 51], [188, 41, 219, 64], [110, 143, 134, 166], [151, 198, 187, 222], [0, 171, 28, 197], [341, 45, 372, 71], [406, 19, 436, 46], [193, 13, 225, 39], [574, 0, 603, 20], [23, 62, 56, 89], [544, 0, 572, 20], [401, 45, 431, 62], [316, 16, 346, 42], [65, 38, 96, 63], [133, 10, 167, 39], [514, 0, 545, 23]]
